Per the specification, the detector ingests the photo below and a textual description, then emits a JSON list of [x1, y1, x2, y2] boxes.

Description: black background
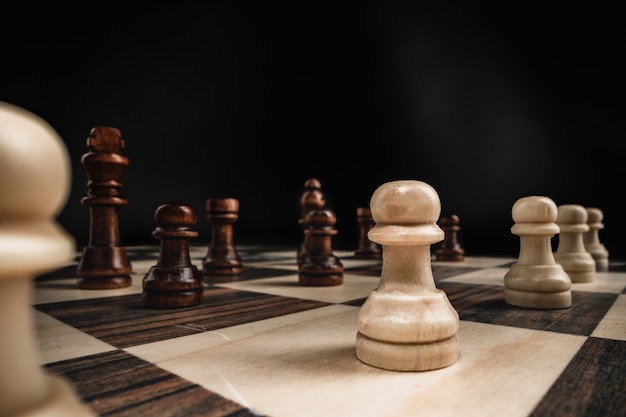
[[2, 2, 624, 258]]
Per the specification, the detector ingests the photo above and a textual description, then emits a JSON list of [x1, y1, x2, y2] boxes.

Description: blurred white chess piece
[[0, 101, 94, 416]]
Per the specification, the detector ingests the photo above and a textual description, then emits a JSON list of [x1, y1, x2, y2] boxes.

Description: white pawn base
[[356, 333, 459, 372], [504, 264, 572, 309], [586, 245, 609, 271], [554, 251, 596, 283], [356, 289, 459, 371]]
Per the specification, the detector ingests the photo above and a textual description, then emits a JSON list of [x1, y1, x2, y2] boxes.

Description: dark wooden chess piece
[[142, 202, 204, 308], [298, 178, 326, 263], [202, 198, 243, 276], [434, 214, 465, 261], [354, 207, 381, 259], [298, 208, 344, 286], [77, 127, 132, 289]]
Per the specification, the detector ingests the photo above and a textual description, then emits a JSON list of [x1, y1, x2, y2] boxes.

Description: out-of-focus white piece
[[504, 196, 572, 309], [583, 207, 609, 271], [554, 204, 596, 283], [0, 101, 94, 417]]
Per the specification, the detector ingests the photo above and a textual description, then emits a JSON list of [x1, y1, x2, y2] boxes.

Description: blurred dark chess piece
[[434, 214, 465, 262], [142, 202, 204, 309], [202, 198, 243, 276], [354, 207, 381, 259], [77, 127, 132, 289], [297, 178, 326, 263], [298, 208, 344, 286]]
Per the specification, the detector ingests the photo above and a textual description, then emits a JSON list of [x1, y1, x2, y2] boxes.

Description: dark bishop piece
[[77, 127, 132, 289], [142, 202, 204, 308]]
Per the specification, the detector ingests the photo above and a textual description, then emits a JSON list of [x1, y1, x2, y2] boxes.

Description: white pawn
[[504, 196, 572, 309], [0, 102, 95, 416], [583, 207, 609, 271], [554, 204, 596, 283], [355, 180, 459, 371]]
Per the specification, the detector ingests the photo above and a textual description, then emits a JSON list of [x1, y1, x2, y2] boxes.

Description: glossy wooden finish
[[202, 198, 243, 276], [77, 127, 132, 289], [354, 207, 381, 260], [298, 208, 344, 286], [142, 203, 204, 309], [297, 178, 326, 263], [435, 214, 465, 262]]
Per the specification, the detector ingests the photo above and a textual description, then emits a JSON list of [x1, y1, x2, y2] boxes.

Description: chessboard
[[33, 244, 626, 417]]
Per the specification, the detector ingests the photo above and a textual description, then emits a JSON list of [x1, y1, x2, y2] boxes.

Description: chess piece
[[0, 101, 95, 416], [297, 178, 326, 263], [143, 202, 204, 308], [504, 196, 572, 309], [356, 180, 460, 371], [77, 127, 132, 289], [354, 207, 381, 259], [583, 207, 609, 271], [202, 198, 243, 276], [554, 204, 596, 283], [434, 214, 465, 261], [298, 208, 344, 286]]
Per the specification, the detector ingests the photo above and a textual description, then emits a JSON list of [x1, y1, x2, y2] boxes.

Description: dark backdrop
[[2, 2, 624, 258]]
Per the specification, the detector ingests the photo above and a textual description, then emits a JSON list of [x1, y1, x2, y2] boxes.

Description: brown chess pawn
[[298, 208, 344, 286], [202, 198, 243, 276], [354, 207, 381, 259], [142, 202, 204, 308], [77, 127, 132, 289], [298, 178, 326, 263], [434, 214, 465, 261]]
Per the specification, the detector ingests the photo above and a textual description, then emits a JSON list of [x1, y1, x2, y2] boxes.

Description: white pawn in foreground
[[355, 180, 459, 371], [583, 207, 609, 271], [504, 196, 572, 309], [554, 204, 596, 283], [0, 102, 95, 416]]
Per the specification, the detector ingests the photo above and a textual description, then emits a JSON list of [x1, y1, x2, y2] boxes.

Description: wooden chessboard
[[33, 245, 626, 417]]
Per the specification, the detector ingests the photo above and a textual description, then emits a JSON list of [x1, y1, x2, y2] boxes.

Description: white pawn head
[[557, 204, 589, 234], [0, 101, 74, 277], [368, 180, 444, 246], [511, 196, 560, 236]]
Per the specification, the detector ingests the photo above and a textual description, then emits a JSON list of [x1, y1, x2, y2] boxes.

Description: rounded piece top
[[303, 178, 321, 189], [0, 101, 70, 220], [206, 198, 239, 213], [510, 195, 560, 236], [155, 202, 198, 227], [0, 101, 75, 276], [87, 127, 124, 153], [556, 204, 589, 233], [585, 207, 604, 225], [368, 180, 444, 246]]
